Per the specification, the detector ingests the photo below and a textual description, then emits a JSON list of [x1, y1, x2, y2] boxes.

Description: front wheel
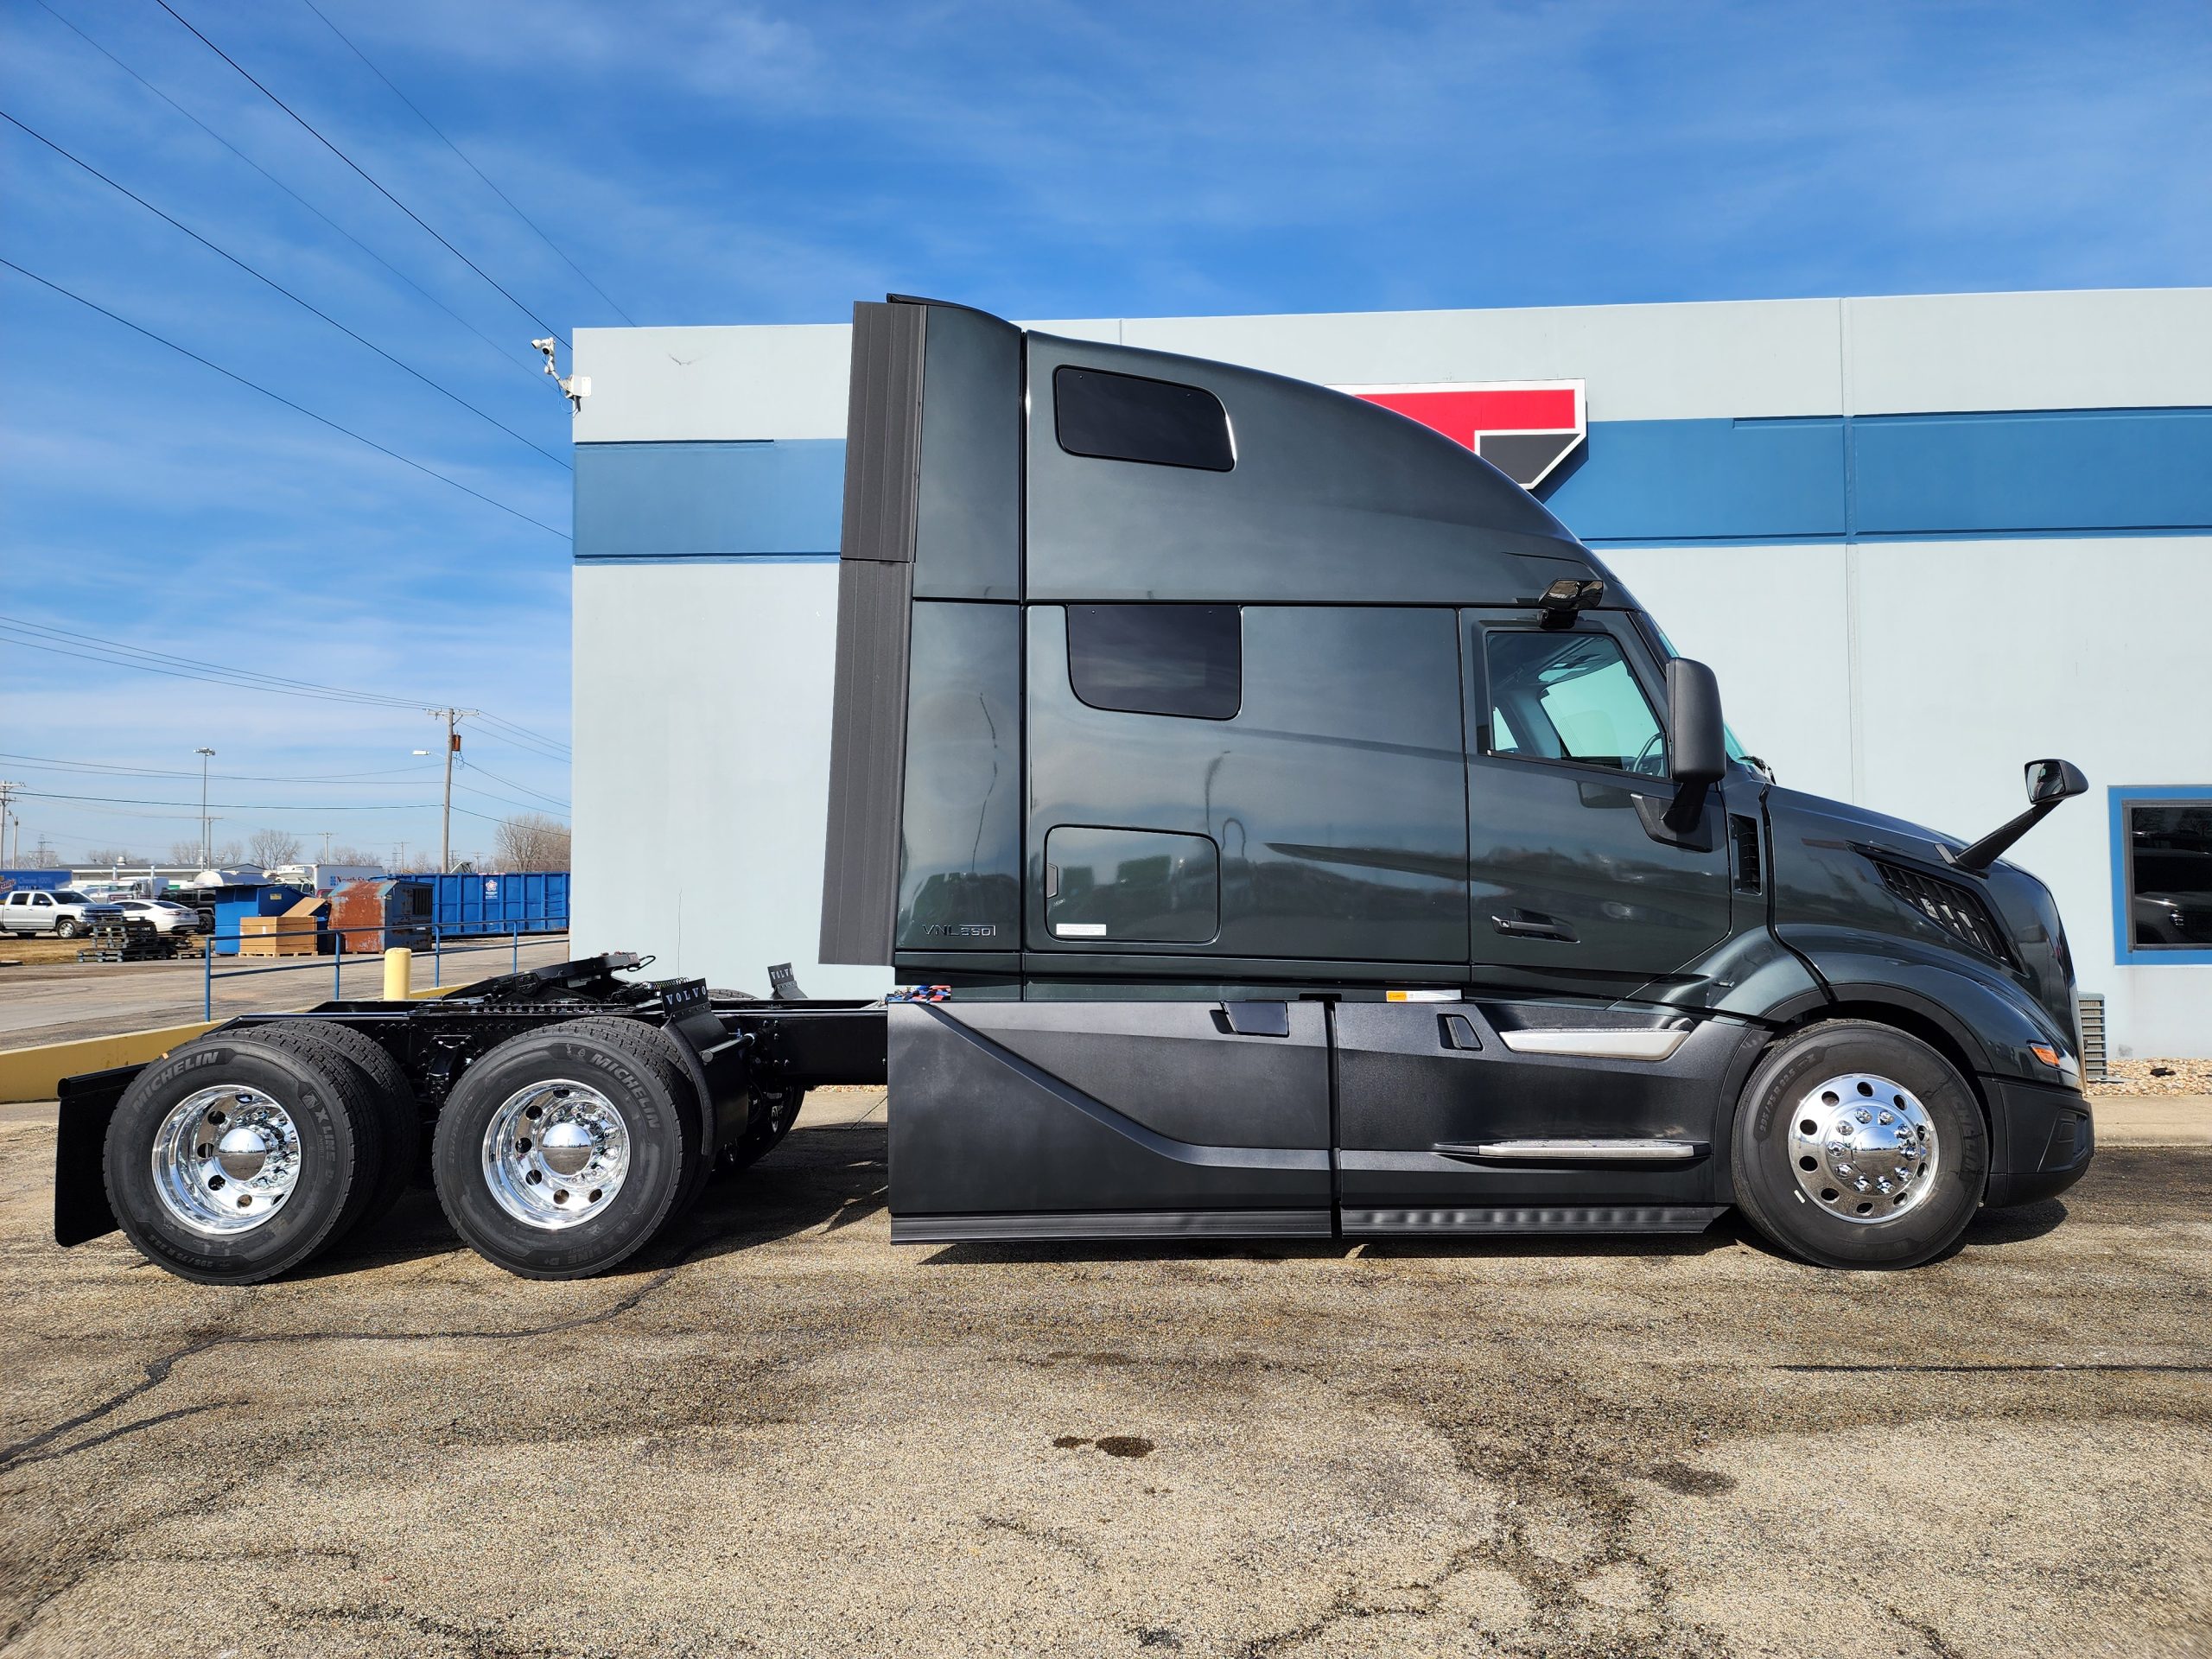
[[1730, 1020, 1987, 1269], [55, 918, 82, 939]]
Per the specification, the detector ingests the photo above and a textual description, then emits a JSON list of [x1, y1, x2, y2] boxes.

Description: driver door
[[1463, 609, 1732, 989]]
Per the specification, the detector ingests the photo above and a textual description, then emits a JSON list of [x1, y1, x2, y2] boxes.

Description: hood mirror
[[1950, 758, 2089, 873], [2026, 758, 2088, 806]]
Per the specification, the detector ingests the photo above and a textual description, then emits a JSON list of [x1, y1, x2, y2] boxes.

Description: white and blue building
[[569, 287, 2212, 1057]]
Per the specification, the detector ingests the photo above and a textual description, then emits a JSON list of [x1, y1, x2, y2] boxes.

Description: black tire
[[728, 1084, 805, 1173], [56, 918, 82, 939], [103, 1033, 380, 1283], [1731, 1020, 1988, 1269], [559, 1018, 715, 1219], [245, 1020, 422, 1234], [431, 1020, 702, 1279]]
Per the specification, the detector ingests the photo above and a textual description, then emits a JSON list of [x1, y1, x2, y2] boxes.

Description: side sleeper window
[[1053, 366, 1234, 471], [1067, 605, 1242, 721], [1486, 628, 1664, 775]]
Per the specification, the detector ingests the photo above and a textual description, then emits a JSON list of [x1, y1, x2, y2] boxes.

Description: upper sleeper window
[[1053, 366, 1234, 472], [1067, 605, 1242, 721]]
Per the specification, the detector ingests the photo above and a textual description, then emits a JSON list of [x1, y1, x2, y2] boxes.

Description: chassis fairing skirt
[[892, 1209, 1333, 1243], [1344, 1204, 1726, 1235]]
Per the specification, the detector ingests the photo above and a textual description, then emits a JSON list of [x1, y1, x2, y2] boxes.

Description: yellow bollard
[[382, 946, 412, 1001]]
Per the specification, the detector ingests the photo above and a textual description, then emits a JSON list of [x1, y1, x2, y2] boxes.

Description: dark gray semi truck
[[54, 296, 2095, 1282]]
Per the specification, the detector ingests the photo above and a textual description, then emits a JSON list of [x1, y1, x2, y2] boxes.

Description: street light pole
[[195, 747, 216, 866], [425, 709, 478, 874]]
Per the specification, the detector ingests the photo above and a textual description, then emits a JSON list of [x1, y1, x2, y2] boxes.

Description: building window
[[1053, 366, 1235, 472], [1485, 629, 1666, 776], [2113, 789, 2212, 963], [1067, 605, 1242, 721]]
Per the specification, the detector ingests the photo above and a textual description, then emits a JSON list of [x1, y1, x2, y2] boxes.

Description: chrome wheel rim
[[482, 1079, 629, 1230], [1789, 1072, 1940, 1224], [151, 1086, 302, 1236]]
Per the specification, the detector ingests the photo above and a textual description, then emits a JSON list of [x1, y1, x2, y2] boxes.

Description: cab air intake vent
[[1871, 858, 2017, 969], [1730, 814, 1763, 893]]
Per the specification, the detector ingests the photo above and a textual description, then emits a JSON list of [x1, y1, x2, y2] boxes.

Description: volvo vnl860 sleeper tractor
[[52, 296, 2096, 1281]]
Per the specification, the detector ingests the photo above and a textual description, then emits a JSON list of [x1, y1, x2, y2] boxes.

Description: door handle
[[1491, 912, 1577, 943], [1440, 1013, 1483, 1051]]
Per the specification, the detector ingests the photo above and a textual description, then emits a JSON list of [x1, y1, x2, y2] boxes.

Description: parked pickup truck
[[53, 296, 2095, 1286], [3, 887, 119, 938]]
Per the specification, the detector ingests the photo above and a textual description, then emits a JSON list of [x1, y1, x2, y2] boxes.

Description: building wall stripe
[[572, 407, 2212, 563]]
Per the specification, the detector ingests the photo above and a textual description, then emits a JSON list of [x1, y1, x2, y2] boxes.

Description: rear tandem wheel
[[429, 1019, 706, 1279]]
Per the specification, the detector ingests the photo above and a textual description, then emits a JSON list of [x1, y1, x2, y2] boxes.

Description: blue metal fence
[[200, 925, 570, 1020]]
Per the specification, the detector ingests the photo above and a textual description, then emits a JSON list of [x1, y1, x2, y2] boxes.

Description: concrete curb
[[0, 985, 455, 1103]]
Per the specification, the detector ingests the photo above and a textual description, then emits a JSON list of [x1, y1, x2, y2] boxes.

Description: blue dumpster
[[429, 872, 569, 938]]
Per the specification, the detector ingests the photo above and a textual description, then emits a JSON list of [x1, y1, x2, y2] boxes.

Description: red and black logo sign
[[1338, 381, 1586, 490]]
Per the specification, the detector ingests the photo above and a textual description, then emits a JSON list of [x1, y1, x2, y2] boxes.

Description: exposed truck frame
[[54, 296, 2095, 1281]]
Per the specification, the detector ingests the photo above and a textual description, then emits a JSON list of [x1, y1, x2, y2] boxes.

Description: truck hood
[[1764, 786, 2077, 1048]]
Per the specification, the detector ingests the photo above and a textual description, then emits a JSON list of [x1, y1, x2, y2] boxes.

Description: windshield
[[1636, 613, 1752, 765], [54, 890, 91, 904]]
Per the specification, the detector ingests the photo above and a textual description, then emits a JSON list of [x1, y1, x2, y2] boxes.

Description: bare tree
[[31, 842, 64, 868], [248, 829, 303, 868], [492, 813, 570, 871], [328, 845, 383, 868], [168, 839, 205, 867], [214, 840, 244, 865], [86, 848, 139, 867]]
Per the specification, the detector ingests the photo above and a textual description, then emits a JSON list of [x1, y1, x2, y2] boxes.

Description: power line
[[32, 0, 542, 383], [300, 0, 638, 327], [0, 259, 569, 539], [475, 711, 572, 755], [0, 753, 441, 784], [0, 622, 432, 710], [20, 788, 440, 810], [152, 0, 569, 349], [2, 613, 416, 709], [457, 757, 569, 808], [1, 108, 569, 472], [0, 621, 571, 764], [467, 725, 572, 765]]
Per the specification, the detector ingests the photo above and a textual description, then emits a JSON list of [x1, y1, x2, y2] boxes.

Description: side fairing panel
[[894, 601, 1022, 951], [912, 303, 1022, 600], [887, 1001, 1332, 1224]]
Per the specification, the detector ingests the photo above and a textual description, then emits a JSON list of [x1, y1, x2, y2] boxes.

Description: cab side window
[[1486, 629, 1664, 776], [1067, 604, 1243, 720]]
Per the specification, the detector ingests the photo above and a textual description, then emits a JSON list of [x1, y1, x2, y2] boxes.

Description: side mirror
[[1665, 658, 1726, 787], [2026, 758, 2088, 806], [1952, 757, 2088, 873]]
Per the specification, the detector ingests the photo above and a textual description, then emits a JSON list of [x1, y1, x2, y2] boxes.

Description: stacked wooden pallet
[[76, 918, 176, 963]]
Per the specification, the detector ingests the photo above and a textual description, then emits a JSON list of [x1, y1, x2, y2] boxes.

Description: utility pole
[[0, 782, 21, 868], [320, 830, 334, 861], [425, 709, 478, 874], [195, 747, 216, 866]]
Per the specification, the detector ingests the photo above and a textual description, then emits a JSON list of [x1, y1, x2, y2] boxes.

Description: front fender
[[1773, 924, 2075, 1085]]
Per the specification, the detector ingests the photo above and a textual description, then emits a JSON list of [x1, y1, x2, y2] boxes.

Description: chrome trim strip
[[1497, 1027, 1689, 1061], [1438, 1138, 1706, 1163]]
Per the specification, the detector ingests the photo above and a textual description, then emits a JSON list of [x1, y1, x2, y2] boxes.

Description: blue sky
[[3, 0, 2207, 865]]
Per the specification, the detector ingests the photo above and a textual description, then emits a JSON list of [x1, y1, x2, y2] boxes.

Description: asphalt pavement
[[2, 1089, 2207, 1658]]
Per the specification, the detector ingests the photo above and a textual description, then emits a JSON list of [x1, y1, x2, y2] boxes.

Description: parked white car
[[105, 898, 203, 935], [0, 888, 122, 938]]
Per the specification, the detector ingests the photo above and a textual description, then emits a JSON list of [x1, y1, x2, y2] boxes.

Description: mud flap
[[54, 1064, 142, 1246]]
